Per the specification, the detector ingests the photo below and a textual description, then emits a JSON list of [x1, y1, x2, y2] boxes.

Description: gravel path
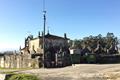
[[10, 64, 120, 80]]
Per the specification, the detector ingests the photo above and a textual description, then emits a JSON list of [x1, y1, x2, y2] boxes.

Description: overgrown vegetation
[[69, 32, 119, 49], [69, 32, 119, 54]]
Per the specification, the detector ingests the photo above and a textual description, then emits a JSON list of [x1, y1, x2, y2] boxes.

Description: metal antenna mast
[[43, 0, 46, 68]]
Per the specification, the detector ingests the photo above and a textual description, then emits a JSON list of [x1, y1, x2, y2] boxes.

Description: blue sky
[[0, 0, 120, 51]]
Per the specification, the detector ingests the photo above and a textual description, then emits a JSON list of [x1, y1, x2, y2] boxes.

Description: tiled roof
[[44, 33, 68, 40], [29, 33, 69, 40]]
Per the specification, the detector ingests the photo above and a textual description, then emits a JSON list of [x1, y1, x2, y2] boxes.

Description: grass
[[2, 71, 15, 74], [0, 68, 32, 74], [0, 68, 39, 80], [5, 73, 39, 80], [0, 67, 32, 70]]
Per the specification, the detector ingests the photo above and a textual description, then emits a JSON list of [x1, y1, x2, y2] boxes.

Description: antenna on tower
[[42, 0, 46, 68], [43, 0, 46, 35], [43, 0, 45, 11]]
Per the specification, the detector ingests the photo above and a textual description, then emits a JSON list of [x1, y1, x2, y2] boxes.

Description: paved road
[[18, 64, 120, 80]]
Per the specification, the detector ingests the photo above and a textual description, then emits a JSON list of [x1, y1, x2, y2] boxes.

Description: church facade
[[21, 32, 69, 54]]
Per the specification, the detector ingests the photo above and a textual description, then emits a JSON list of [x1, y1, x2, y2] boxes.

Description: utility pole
[[42, 0, 46, 68]]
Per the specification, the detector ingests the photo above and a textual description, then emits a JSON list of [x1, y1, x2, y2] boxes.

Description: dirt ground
[[16, 64, 120, 80]]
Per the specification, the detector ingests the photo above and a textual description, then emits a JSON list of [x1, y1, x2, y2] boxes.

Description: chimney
[[42, 31, 44, 37], [19, 46, 21, 51], [64, 33, 67, 39], [25, 38, 27, 47], [38, 31, 40, 37]]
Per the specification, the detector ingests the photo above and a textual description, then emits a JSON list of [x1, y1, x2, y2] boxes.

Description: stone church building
[[21, 32, 69, 54], [0, 32, 71, 68]]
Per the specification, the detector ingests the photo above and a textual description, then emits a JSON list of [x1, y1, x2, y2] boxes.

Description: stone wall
[[0, 53, 40, 69]]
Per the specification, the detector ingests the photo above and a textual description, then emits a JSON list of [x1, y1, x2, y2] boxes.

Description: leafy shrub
[[71, 54, 80, 64], [86, 54, 96, 63]]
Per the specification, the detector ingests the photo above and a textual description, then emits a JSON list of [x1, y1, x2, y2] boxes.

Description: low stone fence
[[71, 54, 120, 64], [97, 54, 120, 64]]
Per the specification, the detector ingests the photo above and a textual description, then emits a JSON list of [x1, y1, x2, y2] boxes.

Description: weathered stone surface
[[0, 53, 42, 69]]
